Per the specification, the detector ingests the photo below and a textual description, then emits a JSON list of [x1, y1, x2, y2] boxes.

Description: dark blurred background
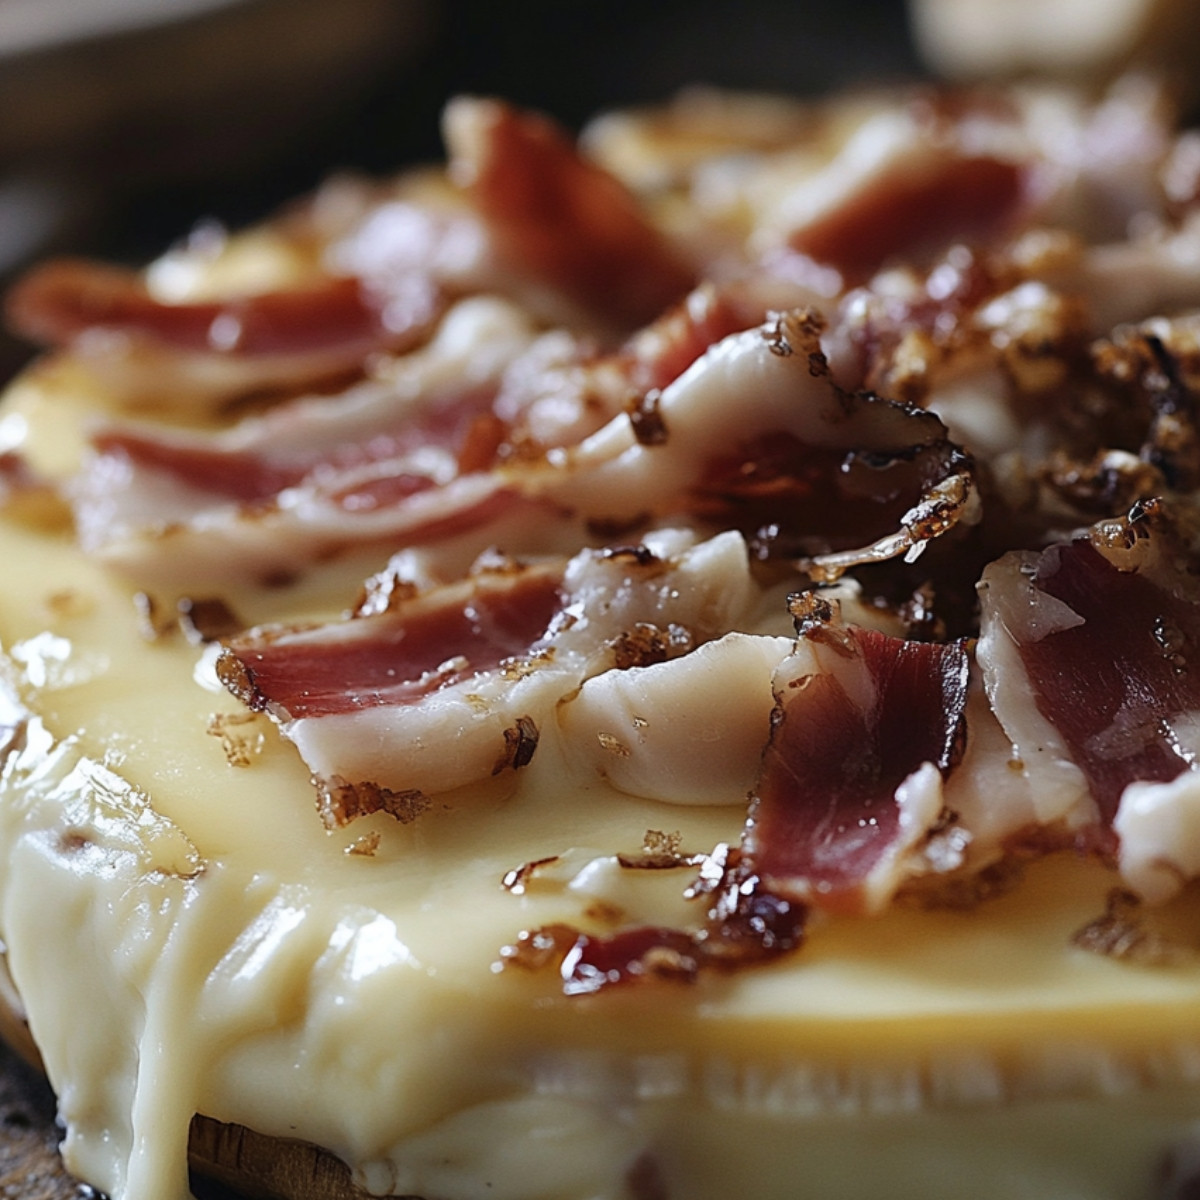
[[0, 0, 922, 372]]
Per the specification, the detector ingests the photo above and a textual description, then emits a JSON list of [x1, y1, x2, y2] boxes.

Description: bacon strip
[[69, 298, 543, 585], [756, 81, 1173, 293], [72, 305, 972, 591], [789, 152, 1023, 286], [223, 569, 562, 722], [744, 613, 970, 914]]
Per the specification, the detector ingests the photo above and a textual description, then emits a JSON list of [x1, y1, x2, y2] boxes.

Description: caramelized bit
[[901, 858, 1026, 911], [214, 648, 266, 710], [596, 732, 631, 758], [317, 777, 430, 828], [601, 543, 662, 567], [700, 864, 808, 965], [1071, 888, 1196, 965], [352, 566, 420, 618], [787, 590, 842, 639], [611, 622, 690, 669], [205, 712, 265, 768], [345, 831, 382, 858], [501, 855, 562, 894], [617, 830, 702, 870], [496, 846, 807, 996], [628, 388, 669, 446], [177, 596, 244, 646], [762, 309, 827, 374], [560, 926, 702, 995], [492, 715, 540, 774], [496, 924, 579, 972]]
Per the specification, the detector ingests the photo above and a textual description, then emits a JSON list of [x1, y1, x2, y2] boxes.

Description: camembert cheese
[[5, 83, 1200, 1200]]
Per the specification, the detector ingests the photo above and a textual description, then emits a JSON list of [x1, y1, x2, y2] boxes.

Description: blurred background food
[[0, 0, 923, 374], [4, 0, 1194, 375], [911, 0, 1200, 86], [2, 0, 1197, 369]]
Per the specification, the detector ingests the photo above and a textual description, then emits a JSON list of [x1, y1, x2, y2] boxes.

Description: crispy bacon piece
[[6, 259, 443, 406], [744, 606, 970, 915], [444, 97, 696, 330], [500, 844, 809, 996]]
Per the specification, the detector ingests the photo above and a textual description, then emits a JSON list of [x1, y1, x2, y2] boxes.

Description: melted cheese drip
[[5, 394, 1200, 1200]]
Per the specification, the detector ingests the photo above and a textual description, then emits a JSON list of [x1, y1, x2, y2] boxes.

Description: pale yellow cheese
[[3, 377, 1200, 1200]]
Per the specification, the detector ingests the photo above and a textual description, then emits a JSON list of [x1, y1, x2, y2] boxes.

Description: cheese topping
[[8, 504, 1200, 1200], [8, 81, 1200, 1200]]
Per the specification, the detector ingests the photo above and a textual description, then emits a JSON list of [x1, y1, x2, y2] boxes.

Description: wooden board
[[0, 1038, 258, 1200], [0, 1038, 81, 1200]]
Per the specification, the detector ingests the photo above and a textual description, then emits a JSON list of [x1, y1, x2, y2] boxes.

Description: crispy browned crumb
[[205, 711, 265, 768]]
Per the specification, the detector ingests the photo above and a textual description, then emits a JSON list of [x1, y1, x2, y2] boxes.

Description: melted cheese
[[4, 392, 1200, 1200]]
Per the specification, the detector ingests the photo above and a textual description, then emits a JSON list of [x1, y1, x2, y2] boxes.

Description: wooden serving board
[[0, 1037, 92, 1200], [0, 1039, 253, 1200]]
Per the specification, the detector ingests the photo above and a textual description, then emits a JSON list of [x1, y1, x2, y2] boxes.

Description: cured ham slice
[[71, 304, 972, 591], [442, 98, 696, 330], [69, 297, 548, 586], [748, 79, 1172, 292], [218, 529, 757, 825], [8, 97, 695, 413], [742, 608, 970, 915], [506, 607, 971, 992], [978, 506, 1200, 894], [537, 308, 975, 568], [65, 290, 746, 587], [329, 96, 696, 340], [6, 259, 444, 408]]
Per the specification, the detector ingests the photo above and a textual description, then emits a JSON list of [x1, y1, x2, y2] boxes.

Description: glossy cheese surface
[[3, 378, 1200, 1200]]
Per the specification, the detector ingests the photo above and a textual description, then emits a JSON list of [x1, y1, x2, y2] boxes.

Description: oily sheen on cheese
[[6, 81, 1200, 1200]]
